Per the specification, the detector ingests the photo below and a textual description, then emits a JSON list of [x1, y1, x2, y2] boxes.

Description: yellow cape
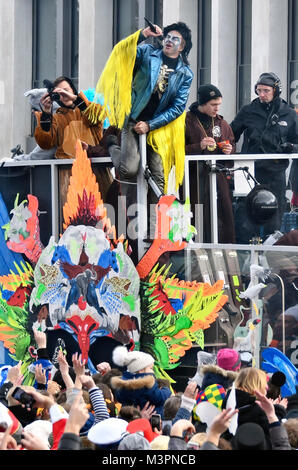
[[85, 29, 186, 192]]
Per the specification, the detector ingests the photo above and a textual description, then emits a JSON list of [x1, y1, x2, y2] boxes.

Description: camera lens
[[50, 92, 60, 102]]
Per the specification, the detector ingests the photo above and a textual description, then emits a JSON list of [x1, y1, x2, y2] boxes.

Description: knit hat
[[217, 348, 241, 371], [232, 423, 267, 450], [126, 418, 159, 443], [267, 371, 287, 400], [87, 417, 128, 446], [198, 84, 222, 105], [112, 345, 154, 374], [196, 384, 226, 410], [255, 72, 281, 96], [118, 432, 151, 450]]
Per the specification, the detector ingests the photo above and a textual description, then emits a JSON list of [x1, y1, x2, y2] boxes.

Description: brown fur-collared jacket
[[200, 364, 238, 391], [34, 92, 104, 159]]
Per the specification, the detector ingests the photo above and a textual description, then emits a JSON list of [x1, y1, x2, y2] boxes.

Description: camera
[[43, 79, 60, 103], [11, 387, 35, 409], [150, 413, 161, 431]]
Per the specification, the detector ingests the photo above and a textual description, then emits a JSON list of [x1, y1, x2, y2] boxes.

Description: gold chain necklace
[[197, 117, 217, 151]]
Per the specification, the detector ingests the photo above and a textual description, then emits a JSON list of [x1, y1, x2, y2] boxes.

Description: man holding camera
[[230, 72, 298, 242], [34, 76, 113, 208]]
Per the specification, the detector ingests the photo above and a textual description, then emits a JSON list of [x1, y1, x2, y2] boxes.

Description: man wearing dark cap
[[186, 84, 235, 156], [185, 84, 236, 242], [230, 72, 298, 243]]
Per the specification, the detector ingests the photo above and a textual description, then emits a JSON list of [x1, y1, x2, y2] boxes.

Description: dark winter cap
[[198, 84, 222, 105], [233, 423, 267, 450], [255, 72, 281, 95], [270, 371, 286, 387]]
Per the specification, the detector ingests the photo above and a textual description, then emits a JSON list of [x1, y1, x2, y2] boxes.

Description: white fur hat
[[113, 346, 154, 374]]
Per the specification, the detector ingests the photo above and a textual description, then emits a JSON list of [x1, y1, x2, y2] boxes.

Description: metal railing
[[183, 153, 298, 244], [1, 148, 297, 258]]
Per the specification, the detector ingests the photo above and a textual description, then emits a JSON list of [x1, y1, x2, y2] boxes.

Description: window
[[113, 0, 163, 44], [32, 0, 79, 89], [236, 0, 252, 110], [145, 0, 163, 28], [197, 0, 212, 87], [113, 0, 139, 43], [62, 0, 79, 90], [31, 0, 79, 133], [288, 0, 298, 109], [32, 0, 58, 89]]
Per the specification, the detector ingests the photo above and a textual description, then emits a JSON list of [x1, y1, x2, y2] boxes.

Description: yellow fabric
[[147, 112, 186, 192], [86, 30, 141, 127], [86, 29, 186, 191]]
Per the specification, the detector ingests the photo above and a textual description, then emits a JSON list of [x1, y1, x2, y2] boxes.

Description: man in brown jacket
[[34, 76, 113, 215], [185, 84, 236, 243], [35, 76, 106, 160]]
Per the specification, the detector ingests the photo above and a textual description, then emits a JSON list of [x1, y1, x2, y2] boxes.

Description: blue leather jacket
[[130, 42, 193, 131]]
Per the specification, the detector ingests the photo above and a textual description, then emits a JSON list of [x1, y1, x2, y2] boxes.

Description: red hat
[[126, 419, 158, 443], [217, 348, 241, 371]]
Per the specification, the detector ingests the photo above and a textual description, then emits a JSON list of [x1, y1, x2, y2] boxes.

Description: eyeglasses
[[256, 88, 273, 95]]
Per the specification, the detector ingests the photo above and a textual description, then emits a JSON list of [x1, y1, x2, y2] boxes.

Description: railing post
[[209, 158, 218, 243], [51, 161, 59, 242], [137, 134, 148, 260]]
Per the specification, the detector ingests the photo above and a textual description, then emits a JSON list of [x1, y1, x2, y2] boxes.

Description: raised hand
[[72, 353, 86, 377], [35, 363, 47, 385], [142, 24, 163, 38], [139, 401, 156, 420], [0, 425, 20, 450], [96, 362, 111, 376], [64, 392, 89, 435], [47, 380, 61, 397], [170, 418, 195, 438], [78, 374, 96, 391], [21, 431, 50, 450], [33, 328, 47, 349], [7, 361, 24, 386], [255, 389, 278, 423], [57, 349, 69, 375], [40, 93, 52, 113], [183, 381, 198, 400]]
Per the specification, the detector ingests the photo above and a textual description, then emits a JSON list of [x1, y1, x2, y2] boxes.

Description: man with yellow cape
[[86, 21, 193, 238]]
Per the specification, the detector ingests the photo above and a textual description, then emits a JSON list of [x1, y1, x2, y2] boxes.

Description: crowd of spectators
[[0, 330, 297, 452]]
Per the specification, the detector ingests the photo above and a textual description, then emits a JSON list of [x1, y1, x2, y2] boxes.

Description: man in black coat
[[230, 72, 298, 243]]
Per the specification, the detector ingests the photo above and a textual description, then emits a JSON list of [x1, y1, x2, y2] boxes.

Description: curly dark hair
[[163, 22, 192, 64]]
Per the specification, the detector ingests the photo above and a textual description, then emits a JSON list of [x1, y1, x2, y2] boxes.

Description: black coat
[[222, 388, 271, 447], [230, 97, 298, 172]]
